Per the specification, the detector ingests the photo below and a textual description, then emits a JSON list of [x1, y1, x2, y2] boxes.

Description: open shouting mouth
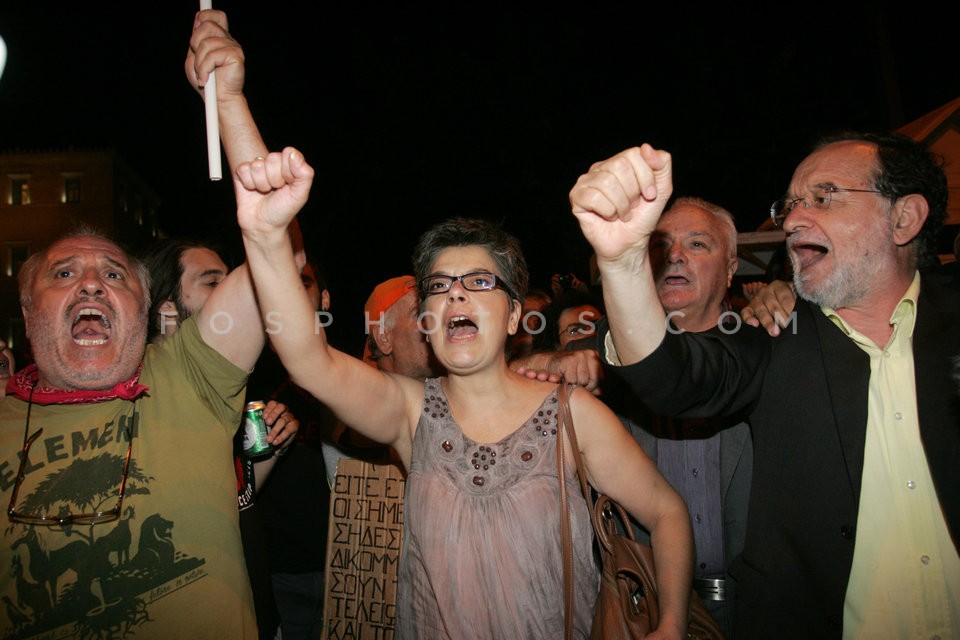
[[662, 274, 691, 286], [789, 241, 829, 273], [71, 307, 112, 346], [446, 314, 479, 340]]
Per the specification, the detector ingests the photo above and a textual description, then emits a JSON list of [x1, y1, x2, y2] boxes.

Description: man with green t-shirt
[[0, 8, 305, 639]]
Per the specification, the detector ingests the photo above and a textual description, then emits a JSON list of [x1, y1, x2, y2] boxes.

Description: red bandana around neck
[[6, 363, 150, 405]]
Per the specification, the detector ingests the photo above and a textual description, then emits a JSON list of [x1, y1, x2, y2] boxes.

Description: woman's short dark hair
[[411, 217, 528, 306]]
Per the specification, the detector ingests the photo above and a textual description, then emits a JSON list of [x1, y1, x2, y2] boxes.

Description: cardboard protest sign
[[322, 458, 405, 640]]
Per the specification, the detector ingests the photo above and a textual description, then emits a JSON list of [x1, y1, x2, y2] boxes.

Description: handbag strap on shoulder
[[557, 382, 591, 501], [557, 383, 574, 640], [558, 381, 594, 640]]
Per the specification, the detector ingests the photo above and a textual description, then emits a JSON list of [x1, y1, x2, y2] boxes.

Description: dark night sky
[[1, 1, 957, 350]]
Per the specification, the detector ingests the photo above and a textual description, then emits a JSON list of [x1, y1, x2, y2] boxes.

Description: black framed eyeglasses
[[419, 271, 518, 301], [7, 398, 135, 527], [769, 185, 883, 227]]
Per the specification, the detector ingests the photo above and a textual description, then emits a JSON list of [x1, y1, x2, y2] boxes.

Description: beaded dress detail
[[396, 378, 598, 639]]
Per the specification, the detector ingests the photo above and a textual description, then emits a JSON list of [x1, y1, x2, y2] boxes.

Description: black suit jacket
[[610, 278, 960, 638]]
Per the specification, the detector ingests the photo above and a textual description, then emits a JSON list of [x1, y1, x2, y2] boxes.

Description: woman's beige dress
[[396, 378, 599, 639]]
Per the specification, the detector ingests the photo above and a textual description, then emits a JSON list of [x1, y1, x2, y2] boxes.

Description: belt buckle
[[693, 577, 725, 602]]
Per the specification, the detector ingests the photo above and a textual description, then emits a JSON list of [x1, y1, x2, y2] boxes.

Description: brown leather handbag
[[557, 383, 725, 640]]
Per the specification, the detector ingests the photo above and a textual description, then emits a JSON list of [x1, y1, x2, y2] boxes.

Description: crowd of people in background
[[0, 7, 957, 640]]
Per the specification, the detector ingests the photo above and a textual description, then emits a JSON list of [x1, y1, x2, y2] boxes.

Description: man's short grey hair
[[669, 196, 738, 258], [17, 225, 151, 309]]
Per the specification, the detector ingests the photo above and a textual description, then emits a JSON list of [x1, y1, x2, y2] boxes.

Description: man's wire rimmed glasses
[[7, 392, 136, 527], [769, 185, 883, 227], [419, 271, 518, 301]]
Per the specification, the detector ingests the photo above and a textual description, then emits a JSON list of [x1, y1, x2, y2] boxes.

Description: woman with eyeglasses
[[236, 148, 695, 640]]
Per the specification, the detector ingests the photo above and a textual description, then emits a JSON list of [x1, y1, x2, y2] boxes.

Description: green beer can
[[242, 400, 274, 458]]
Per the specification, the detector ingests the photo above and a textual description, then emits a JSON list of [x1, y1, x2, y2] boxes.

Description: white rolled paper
[[200, 1, 222, 181]]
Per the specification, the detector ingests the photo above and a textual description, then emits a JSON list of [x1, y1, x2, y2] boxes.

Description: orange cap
[[364, 275, 417, 321]]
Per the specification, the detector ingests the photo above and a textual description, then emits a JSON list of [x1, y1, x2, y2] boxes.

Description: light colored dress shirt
[[825, 273, 959, 639]]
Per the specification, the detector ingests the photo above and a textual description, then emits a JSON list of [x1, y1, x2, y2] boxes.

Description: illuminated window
[[65, 177, 82, 203], [11, 179, 30, 205], [4, 243, 30, 278]]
